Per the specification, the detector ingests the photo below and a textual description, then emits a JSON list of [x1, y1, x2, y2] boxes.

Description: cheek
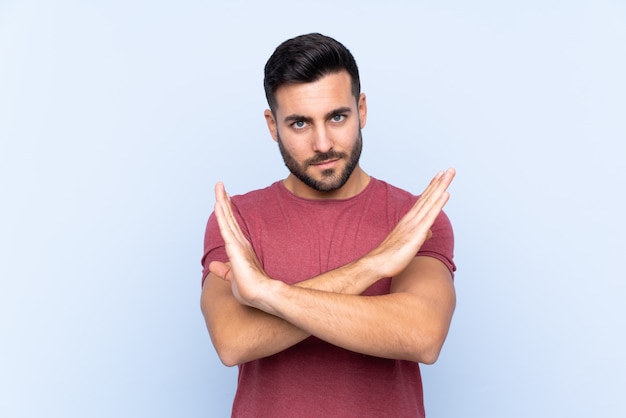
[[335, 125, 359, 146], [288, 146, 309, 163], [280, 134, 309, 155], [279, 136, 307, 161]]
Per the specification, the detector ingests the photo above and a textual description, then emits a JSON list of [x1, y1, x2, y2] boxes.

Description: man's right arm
[[202, 271, 307, 366], [201, 257, 380, 367]]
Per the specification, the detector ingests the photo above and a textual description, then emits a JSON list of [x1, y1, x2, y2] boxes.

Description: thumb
[[209, 261, 232, 281]]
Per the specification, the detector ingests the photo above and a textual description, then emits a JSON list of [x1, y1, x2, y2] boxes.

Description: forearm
[[294, 256, 380, 293], [202, 281, 309, 366], [254, 286, 430, 362], [252, 259, 456, 364], [202, 258, 383, 366]]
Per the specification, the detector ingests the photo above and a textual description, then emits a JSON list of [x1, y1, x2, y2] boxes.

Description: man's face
[[265, 71, 367, 198], [276, 127, 362, 194]]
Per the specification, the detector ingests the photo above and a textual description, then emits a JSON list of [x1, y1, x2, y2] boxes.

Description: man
[[201, 33, 456, 417]]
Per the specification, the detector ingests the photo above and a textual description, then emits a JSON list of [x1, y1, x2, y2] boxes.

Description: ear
[[264, 109, 279, 142], [358, 93, 367, 129]]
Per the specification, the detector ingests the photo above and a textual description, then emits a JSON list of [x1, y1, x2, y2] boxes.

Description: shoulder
[[229, 181, 283, 211], [370, 177, 414, 198], [368, 178, 418, 214]]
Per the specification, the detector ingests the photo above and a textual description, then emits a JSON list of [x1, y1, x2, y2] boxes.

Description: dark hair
[[263, 33, 361, 112]]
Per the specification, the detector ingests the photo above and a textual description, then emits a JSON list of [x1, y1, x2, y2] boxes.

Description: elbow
[[216, 347, 241, 368], [418, 343, 443, 365], [201, 295, 243, 367], [208, 319, 255, 367], [409, 327, 449, 365], [209, 333, 246, 367], [202, 320, 242, 367]]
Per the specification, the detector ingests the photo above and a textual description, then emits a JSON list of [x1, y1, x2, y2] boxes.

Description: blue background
[[1, 1, 625, 417]]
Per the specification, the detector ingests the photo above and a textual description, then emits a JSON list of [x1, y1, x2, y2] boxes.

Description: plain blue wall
[[1, 1, 625, 417]]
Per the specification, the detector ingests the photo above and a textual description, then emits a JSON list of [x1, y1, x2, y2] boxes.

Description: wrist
[[249, 277, 286, 316], [357, 251, 382, 278], [350, 255, 385, 288]]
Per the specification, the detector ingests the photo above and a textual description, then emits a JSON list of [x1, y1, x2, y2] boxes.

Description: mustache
[[306, 151, 346, 166]]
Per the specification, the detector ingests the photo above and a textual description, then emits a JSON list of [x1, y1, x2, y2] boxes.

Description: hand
[[209, 182, 271, 307], [364, 168, 455, 278]]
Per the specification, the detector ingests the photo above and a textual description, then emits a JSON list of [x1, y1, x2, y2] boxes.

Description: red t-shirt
[[202, 178, 455, 417]]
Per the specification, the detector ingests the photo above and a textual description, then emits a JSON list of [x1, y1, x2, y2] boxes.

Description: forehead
[[273, 71, 356, 117]]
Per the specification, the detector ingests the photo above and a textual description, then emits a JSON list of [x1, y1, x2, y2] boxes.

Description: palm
[[211, 182, 270, 306]]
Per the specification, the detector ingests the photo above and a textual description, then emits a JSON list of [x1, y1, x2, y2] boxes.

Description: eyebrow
[[283, 107, 353, 124]]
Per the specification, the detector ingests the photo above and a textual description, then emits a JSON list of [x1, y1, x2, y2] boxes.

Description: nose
[[312, 126, 334, 153]]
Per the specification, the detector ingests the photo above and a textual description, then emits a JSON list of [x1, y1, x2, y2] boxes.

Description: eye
[[292, 120, 308, 130], [331, 114, 345, 123]]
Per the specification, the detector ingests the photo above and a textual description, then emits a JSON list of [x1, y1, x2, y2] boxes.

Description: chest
[[247, 203, 395, 285]]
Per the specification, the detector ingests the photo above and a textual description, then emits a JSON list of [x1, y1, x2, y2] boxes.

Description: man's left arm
[[248, 254, 455, 364]]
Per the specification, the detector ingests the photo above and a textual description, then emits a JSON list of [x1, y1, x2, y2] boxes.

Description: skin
[[201, 70, 456, 366], [267, 71, 369, 199]]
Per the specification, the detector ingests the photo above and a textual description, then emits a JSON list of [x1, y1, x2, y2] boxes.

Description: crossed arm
[[201, 169, 456, 366]]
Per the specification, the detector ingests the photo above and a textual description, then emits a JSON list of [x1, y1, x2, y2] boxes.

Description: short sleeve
[[417, 209, 456, 277]]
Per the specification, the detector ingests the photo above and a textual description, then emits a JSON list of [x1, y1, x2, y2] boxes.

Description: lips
[[310, 158, 340, 169]]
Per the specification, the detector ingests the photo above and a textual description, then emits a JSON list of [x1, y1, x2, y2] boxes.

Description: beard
[[277, 129, 363, 193]]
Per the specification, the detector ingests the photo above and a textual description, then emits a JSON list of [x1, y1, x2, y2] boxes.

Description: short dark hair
[[263, 33, 361, 112]]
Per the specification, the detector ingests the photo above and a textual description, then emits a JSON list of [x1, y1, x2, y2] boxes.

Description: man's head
[[263, 34, 367, 199], [264, 33, 361, 113]]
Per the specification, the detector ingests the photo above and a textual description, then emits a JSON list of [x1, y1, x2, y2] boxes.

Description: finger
[[418, 170, 445, 202], [398, 192, 450, 245], [420, 168, 455, 205], [213, 183, 257, 266], [423, 190, 451, 227], [215, 182, 234, 228], [405, 168, 455, 221], [427, 169, 455, 212], [214, 198, 242, 253], [214, 182, 245, 242], [418, 170, 454, 216], [209, 260, 232, 281]]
